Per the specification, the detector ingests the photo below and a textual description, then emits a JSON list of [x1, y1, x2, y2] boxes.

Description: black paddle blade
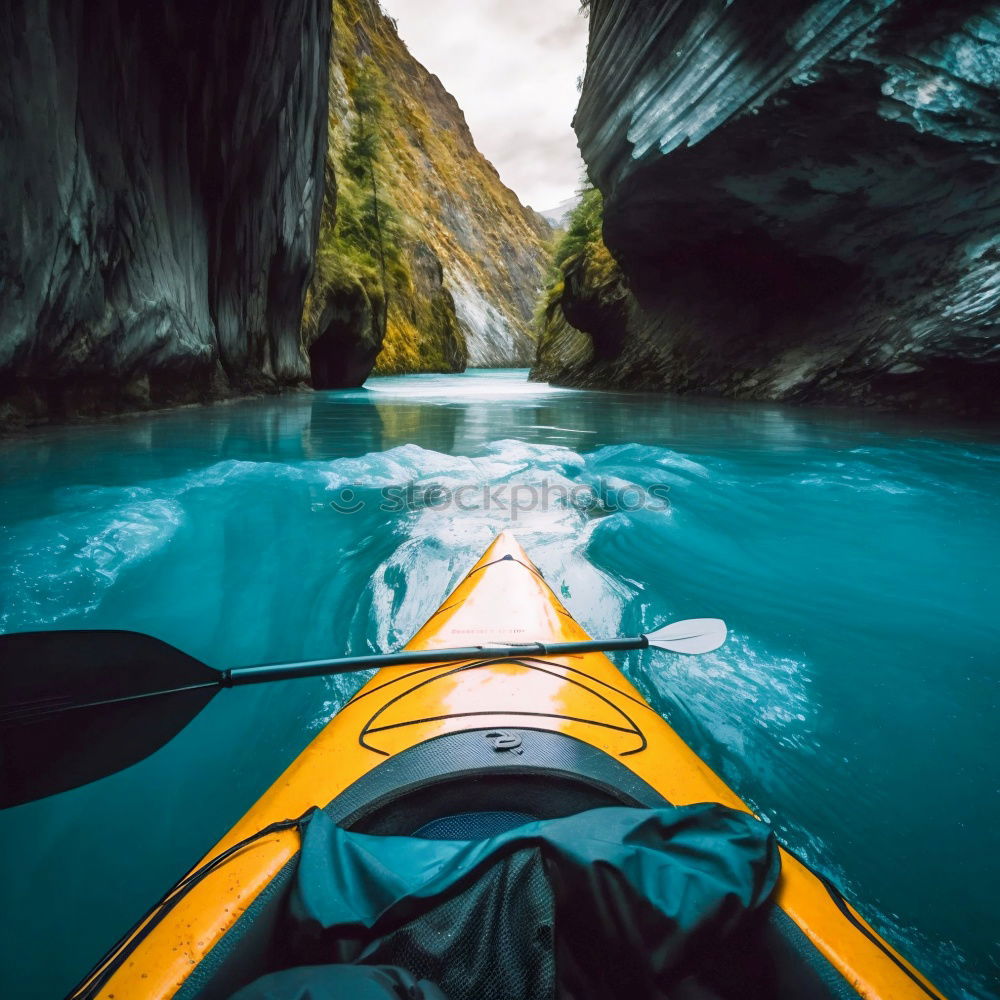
[[0, 630, 221, 808]]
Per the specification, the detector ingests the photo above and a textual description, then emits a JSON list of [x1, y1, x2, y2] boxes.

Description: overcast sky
[[381, 0, 589, 212]]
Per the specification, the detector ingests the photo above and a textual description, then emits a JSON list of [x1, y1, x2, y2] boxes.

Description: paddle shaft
[[1, 620, 722, 806], [223, 636, 649, 686]]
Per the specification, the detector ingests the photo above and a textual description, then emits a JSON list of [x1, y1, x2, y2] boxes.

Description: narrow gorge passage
[[1, 1, 997, 998]]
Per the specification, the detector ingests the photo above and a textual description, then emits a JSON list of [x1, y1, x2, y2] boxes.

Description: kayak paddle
[[0, 619, 726, 808]]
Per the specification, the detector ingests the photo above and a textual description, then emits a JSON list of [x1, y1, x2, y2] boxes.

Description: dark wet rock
[[308, 278, 384, 391], [0, 0, 331, 426], [539, 0, 1000, 414]]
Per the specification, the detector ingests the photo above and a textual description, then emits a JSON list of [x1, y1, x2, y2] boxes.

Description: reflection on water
[[0, 370, 998, 999]]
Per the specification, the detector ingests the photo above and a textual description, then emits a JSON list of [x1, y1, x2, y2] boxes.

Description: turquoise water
[[1, 369, 998, 998]]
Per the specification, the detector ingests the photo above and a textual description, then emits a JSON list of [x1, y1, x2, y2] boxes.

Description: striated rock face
[[537, 0, 1000, 414], [1, 0, 331, 425], [305, 0, 551, 384]]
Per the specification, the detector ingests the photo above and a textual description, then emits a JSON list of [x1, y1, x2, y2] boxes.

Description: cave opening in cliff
[[309, 316, 381, 390], [310, 327, 360, 390], [620, 224, 865, 353], [309, 332, 340, 390]]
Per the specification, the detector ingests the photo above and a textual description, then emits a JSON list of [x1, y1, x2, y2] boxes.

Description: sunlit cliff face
[[381, 0, 589, 212], [302, 0, 552, 388]]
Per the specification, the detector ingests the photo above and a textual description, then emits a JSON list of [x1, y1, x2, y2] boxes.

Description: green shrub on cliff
[[538, 187, 619, 320], [551, 186, 603, 273], [533, 186, 626, 379]]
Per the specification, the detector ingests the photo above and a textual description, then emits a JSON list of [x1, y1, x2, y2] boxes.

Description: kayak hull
[[76, 532, 942, 1000]]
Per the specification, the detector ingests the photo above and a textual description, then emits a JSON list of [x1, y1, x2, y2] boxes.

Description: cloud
[[381, 0, 589, 211]]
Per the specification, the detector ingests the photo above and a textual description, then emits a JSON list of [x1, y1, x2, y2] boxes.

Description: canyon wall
[[0, 0, 331, 425], [305, 0, 551, 386], [1, 0, 551, 424], [535, 0, 1000, 414]]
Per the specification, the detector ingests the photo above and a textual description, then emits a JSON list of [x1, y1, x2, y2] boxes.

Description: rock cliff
[[1, 0, 550, 424], [535, 1, 1000, 414], [305, 0, 551, 386], [1, 0, 331, 425]]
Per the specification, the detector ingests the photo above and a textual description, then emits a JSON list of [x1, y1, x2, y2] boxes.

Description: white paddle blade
[[645, 618, 728, 655]]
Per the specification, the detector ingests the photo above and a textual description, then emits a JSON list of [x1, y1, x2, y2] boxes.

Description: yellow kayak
[[72, 531, 943, 999]]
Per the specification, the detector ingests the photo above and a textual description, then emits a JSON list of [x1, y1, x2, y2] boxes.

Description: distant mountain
[[539, 196, 581, 230]]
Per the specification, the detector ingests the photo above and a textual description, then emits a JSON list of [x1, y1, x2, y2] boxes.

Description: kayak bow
[[72, 531, 943, 1000]]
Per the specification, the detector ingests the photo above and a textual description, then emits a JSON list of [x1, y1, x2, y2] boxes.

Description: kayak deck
[[77, 532, 942, 1000]]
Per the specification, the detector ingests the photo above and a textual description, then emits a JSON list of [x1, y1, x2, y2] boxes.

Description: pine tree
[[344, 63, 390, 290]]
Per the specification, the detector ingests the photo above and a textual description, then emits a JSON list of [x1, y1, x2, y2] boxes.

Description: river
[[1, 370, 997, 998]]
